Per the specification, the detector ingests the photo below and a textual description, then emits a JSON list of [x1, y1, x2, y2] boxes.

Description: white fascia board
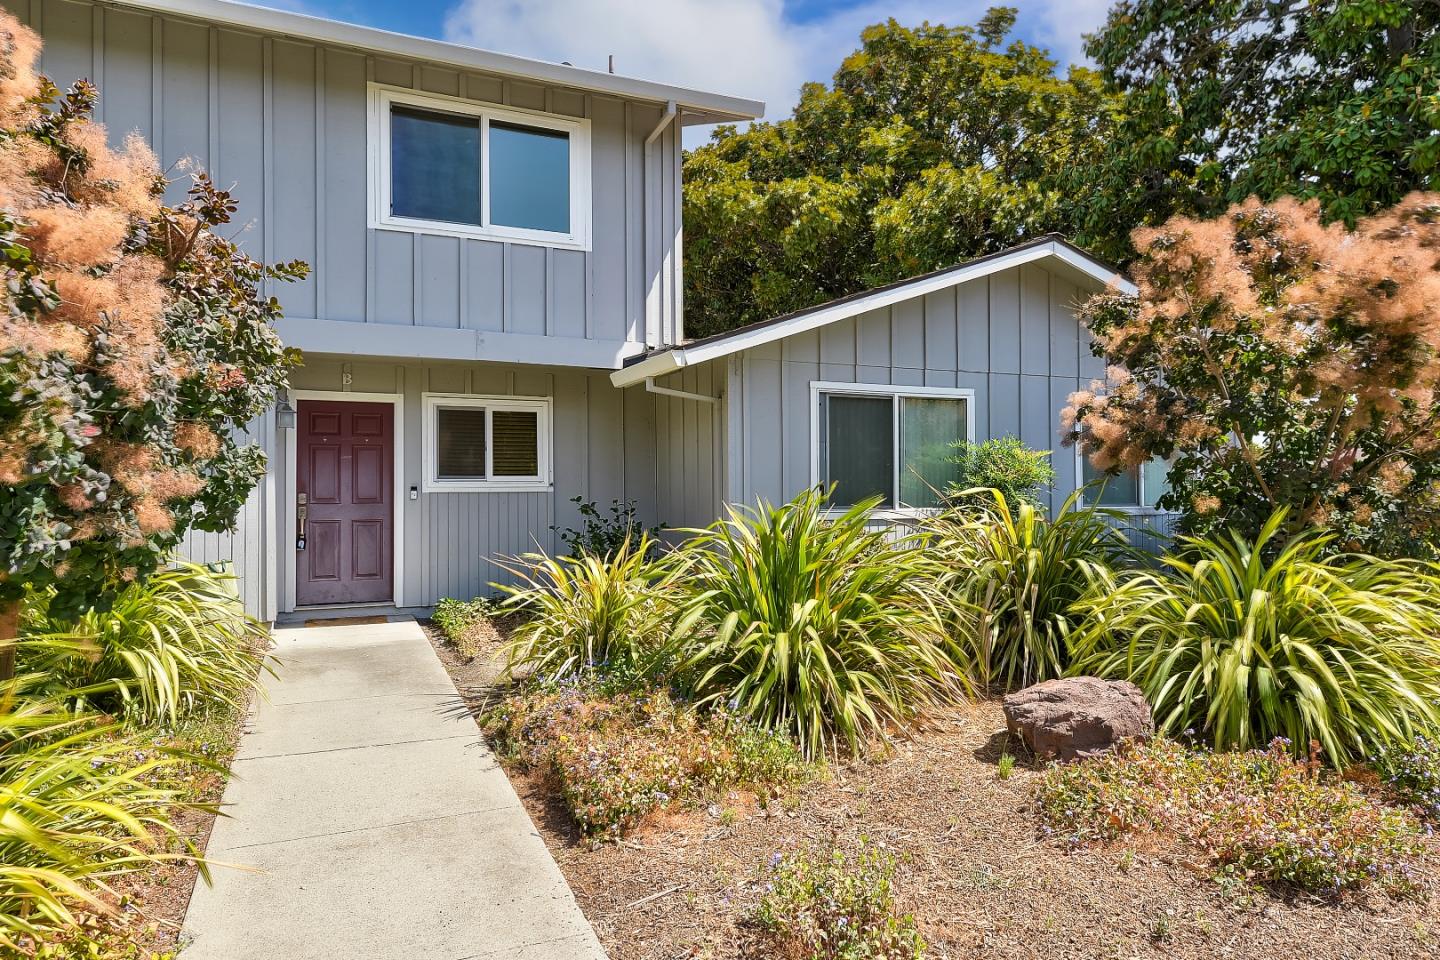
[[612, 240, 1132, 387], [104, 0, 765, 124]]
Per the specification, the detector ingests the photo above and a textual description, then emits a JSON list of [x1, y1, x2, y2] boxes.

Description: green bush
[[0, 677, 207, 950], [677, 490, 967, 759], [1067, 511, 1440, 766], [1037, 737, 1426, 896], [485, 683, 806, 839], [431, 597, 496, 658], [944, 437, 1055, 514], [553, 496, 663, 559], [498, 534, 677, 683], [927, 490, 1127, 691], [753, 840, 925, 960], [21, 563, 270, 722]]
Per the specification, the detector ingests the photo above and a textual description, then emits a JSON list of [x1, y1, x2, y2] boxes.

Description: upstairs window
[[814, 384, 973, 510], [370, 86, 590, 249], [423, 395, 551, 492]]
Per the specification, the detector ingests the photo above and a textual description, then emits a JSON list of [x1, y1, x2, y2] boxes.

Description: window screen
[[435, 406, 487, 479], [900, 397, 967, 508], [488, 121, 570, 234], [822, 394, 894, 507], [491, 410, 540, 477], [391, 106, 481, 225], [1082, 458, 1141, 505]]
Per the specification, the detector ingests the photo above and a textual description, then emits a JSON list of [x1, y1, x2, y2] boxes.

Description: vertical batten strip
[[623, 101, 636, 342], [313, 45, 326, 319], [583, 93, 593, 341], [261, 37, 274, 299], [364, 55, 377, 323], [544, 247, 553, 336], [411, 63, 423, 326], [672, 111, 684, 344], [150, 15, 161, 151], [206, 27, 218, 174], [90, 4, 103, 121]]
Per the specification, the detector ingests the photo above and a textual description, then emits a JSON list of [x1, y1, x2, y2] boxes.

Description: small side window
[[424, 396, 550, 492]]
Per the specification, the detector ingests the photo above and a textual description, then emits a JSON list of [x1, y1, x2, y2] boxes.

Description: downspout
[[644, 376, 719, 404], [642, 101, 678, 349]]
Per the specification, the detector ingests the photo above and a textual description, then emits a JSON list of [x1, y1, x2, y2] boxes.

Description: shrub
[[498, 534, 677, 683], [431, 596, 496, 659], [1374, 734, 1440, 823], [21, 563, 270, 722], [1067, 511, 1440, 767], [927, 490, 1128, 691], [677, 490, 967, 759], [485, 683, 806, 840], [0, 677, 205, 949], [553, 496, 662, 559], [753, 840, 925, 960], [1037, 737, 1427, 896], [944, 437, 1055, 514]]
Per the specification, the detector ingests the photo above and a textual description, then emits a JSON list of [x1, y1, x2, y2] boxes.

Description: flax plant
[[927, 489, 1129, 691], [1068, 510, 1440, 767], [676, 489, 968, 759], [22, 563, 271, 722], [498, 534, 678, 682]]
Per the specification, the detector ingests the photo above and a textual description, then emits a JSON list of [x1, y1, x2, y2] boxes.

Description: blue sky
[[264, 0, 1111, 131]]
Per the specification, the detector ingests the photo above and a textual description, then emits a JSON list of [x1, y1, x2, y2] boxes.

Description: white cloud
[[442, 0, 1112, 140]]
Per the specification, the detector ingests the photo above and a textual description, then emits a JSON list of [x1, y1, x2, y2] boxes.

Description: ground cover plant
[[485, 682, 807, 840], [431, 596, 499, 659], [753, 839, 925, 960], [1067, 511, 1440, 767], [677, 490, 966, 759], [1037, 737, 1428, 896], [21, 563, 270, 722], [927, 489, 1127, 691], [1375, 734, 1440, 823]]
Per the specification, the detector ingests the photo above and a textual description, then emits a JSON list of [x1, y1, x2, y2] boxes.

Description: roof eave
[[103, 0, 766, 123]]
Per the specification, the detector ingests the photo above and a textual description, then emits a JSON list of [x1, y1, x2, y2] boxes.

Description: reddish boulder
[[1002, 677, 1153, 761]]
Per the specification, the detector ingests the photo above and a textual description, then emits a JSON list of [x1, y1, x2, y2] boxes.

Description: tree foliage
[[0, 12, 304, 622], [682, 9, 1115, 337], [1064, 193, 1440, 556], [1074, 0, 1440, 264]]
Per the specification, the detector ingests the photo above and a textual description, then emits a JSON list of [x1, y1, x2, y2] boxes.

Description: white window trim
[[422, 393, 553, 493], [808, 381, 976, 514], [367, 84, 592, 250]]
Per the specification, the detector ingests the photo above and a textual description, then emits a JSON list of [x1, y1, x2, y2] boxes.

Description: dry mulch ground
[[426, 624, 1440, 960]]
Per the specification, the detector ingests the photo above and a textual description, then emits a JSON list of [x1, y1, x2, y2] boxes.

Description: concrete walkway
[[183, 618, 606, 960]]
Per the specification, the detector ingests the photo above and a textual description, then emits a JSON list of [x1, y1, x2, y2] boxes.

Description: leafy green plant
[[553, 497, 663, 560], [997, 752, 1016, 781], [1067, 511, 1440, 767], [21, 563, 270, 722], [485, 683, 806, 839], [944, 437, 1055, 514], [927, 489, 1128, 691], [1037, 737, 1427, 896], [0, 676, 208, 949], [677, 490, 967, 758], [1374, 734, 1440, 823], [753, 839, 925, 960], [498, 534, 677, 683], [431, 597, 496, 659]]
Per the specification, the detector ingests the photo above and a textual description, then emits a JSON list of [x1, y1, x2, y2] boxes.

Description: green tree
[[683, 9, 1116, 338], [1074, 0, 1440, 264], [0, 15, 303, 672], [1064, 192, 1440, 557]]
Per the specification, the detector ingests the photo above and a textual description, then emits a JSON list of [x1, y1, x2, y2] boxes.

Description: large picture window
[[422, 395, 551, 492], [813, 384, 974, 510], [370, 86, 590, 248]]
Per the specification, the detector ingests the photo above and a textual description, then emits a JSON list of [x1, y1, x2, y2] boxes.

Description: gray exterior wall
[[652, 366, 725, 531], [720, 263, 1100, 513], [12, 0, 687, 362]]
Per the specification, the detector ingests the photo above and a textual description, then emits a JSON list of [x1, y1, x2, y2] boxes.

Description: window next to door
[[367, 85, 592, 249], [812, 383, 974, 511], [421, 394, 552, 493]]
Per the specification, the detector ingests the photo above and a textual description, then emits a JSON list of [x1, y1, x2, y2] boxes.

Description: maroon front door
[[296, 400, 394, 606]]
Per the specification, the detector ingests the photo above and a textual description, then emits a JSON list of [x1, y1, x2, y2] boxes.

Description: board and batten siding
[[651, 366, 725, 531], [721, 263, 1106, 515], [275, 357, 659, 610], [11, 0, 686, 359]]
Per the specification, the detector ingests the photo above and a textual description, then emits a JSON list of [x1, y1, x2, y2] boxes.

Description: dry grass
[[429, 626, 1440, 960]]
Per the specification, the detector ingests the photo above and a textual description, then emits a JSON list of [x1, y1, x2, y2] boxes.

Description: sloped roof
[[611, 235, 1133, 387], [103, 0, 765, 125]]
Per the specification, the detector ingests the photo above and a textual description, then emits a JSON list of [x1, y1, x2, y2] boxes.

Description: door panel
[[296, 400, 394, 605]]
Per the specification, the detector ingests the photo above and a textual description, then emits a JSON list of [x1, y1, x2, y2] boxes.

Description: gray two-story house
[[14, 0, 1160, 622]]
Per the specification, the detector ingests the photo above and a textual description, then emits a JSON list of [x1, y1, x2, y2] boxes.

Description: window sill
[[372, 216, 590, 251], [423, 481, 554, 495]]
